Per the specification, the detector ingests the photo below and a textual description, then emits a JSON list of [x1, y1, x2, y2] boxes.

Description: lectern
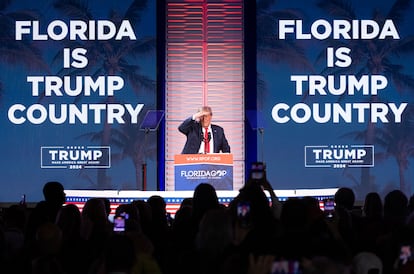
[[174, 153, 233, 190]]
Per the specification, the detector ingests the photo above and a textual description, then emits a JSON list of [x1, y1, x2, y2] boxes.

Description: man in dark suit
[[178, 106, 230, 154]]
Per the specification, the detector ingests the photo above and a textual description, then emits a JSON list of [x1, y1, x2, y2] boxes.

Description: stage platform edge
[[65, 188, 338, 216]]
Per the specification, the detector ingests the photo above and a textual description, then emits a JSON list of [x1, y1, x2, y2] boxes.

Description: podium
[[174, 153, 233, 190]]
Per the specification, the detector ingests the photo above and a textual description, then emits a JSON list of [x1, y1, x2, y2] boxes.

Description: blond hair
[[199, 106, 212, 115]]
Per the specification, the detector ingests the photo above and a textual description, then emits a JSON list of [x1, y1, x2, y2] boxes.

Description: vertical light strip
[[202, 0, 208, 105], [165, 0, 245, 191]]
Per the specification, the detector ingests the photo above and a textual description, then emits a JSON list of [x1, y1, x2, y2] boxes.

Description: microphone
[[201, 132, 208, 143], [202, 131, 211, 142]]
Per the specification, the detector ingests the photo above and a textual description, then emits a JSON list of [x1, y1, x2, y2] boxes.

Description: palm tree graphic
[[53, 0, 156, 189], [317, 0, 414, 194], [0, 0, 49, 102], [78, 106, 157, 189]]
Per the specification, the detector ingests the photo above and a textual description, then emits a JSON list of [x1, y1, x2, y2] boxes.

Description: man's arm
[[221, 131, 231, 152], [261, 178, 282, 219], [178, 117, 196, 135], [213, 125, 230, 153], [178, 110, 209, 134]]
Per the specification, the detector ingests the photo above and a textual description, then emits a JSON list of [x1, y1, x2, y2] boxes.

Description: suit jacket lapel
[[198, 125, 203, 145]]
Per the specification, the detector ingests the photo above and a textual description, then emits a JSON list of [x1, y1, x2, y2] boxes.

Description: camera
[[113, 214, 126, 232], [237, 201, 251, 228], [270, 260, 301, 274], [399, 245, 414, 265], [250, 161, 265, 180], [323, 199, 335, 219]]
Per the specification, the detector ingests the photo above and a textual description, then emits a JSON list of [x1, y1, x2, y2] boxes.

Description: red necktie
[[204, 127, 210, 153]]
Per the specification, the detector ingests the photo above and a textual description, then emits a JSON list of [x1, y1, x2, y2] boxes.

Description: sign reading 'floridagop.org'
[[174, 154, 233, 190]]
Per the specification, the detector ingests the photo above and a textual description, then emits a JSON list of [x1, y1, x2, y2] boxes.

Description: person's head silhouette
[[43, 181, 66, 206]]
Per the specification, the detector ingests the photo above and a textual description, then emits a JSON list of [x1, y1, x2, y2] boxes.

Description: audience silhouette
[[2, 180, 414, 274]]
